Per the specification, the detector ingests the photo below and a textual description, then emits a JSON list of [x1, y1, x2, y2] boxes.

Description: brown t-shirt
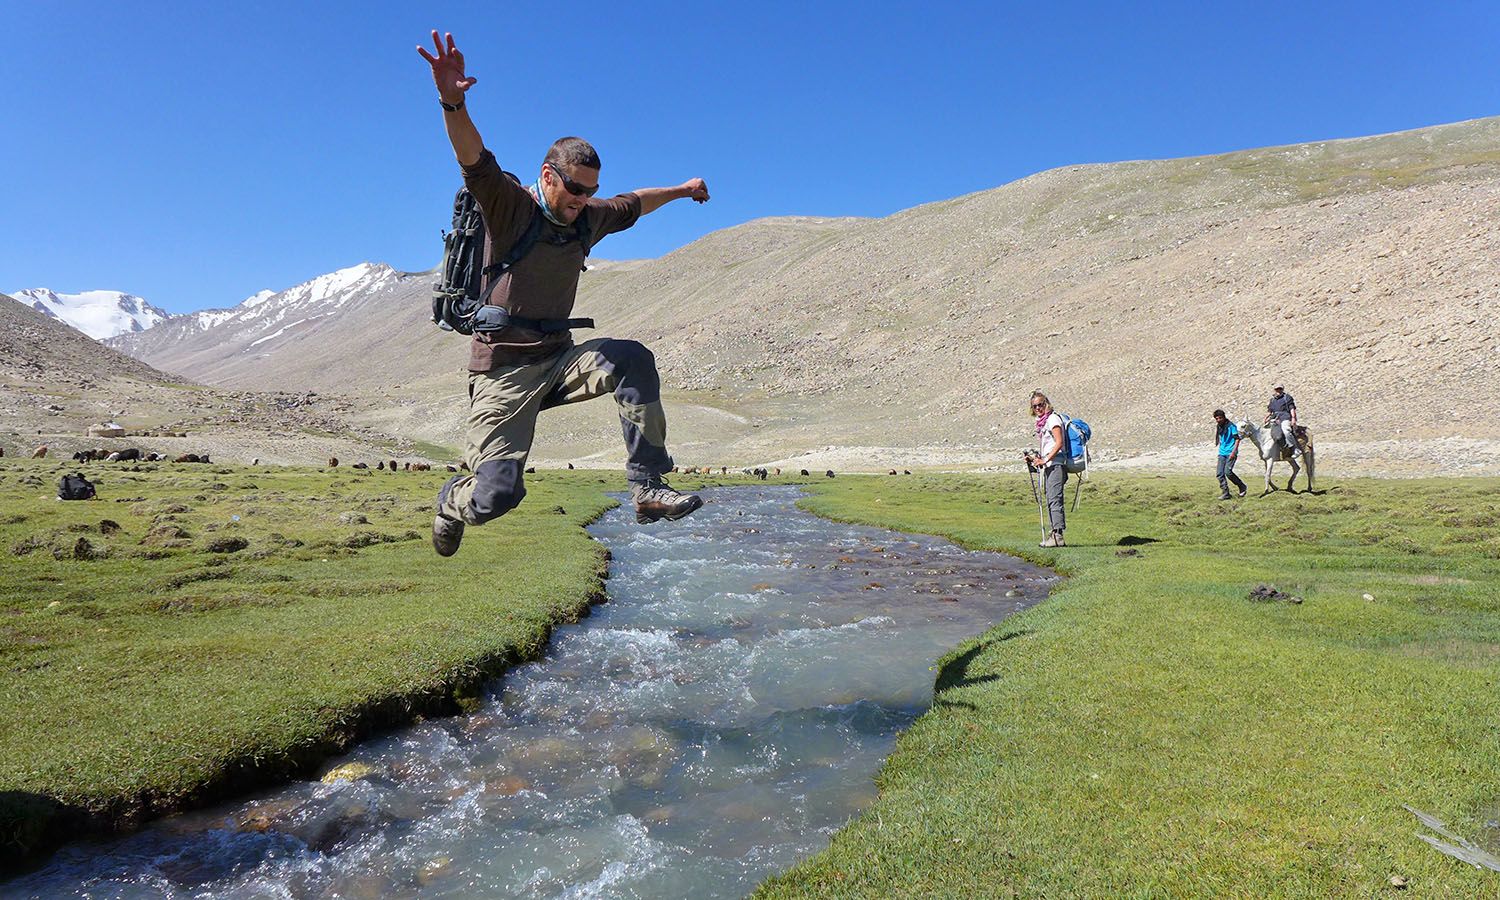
[[461, 149, 642, 371]]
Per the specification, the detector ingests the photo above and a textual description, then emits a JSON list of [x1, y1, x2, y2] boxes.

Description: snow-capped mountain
[[9, 288, 172, 340], [107, 262, 418, 389]]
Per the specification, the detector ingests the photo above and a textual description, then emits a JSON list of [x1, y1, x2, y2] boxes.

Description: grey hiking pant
[[1278, 419, 1297, 453], [1043, 464, 1068, 534], [438, 338, 673, 525], [1216, 455, 1247, 495]]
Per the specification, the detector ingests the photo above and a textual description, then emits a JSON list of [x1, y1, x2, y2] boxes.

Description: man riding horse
[[1267, 385, 1301, 456]]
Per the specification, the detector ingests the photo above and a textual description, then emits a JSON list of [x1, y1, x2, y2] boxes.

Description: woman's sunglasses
[[547, 162, 599, 198]]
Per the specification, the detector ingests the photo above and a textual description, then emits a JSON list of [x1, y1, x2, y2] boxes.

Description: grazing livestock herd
[[68, 448, 213, 464], [8, 441, 902, 483]]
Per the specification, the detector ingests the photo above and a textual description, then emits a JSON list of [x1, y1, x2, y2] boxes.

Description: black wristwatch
[[439, 97, 464, 112]]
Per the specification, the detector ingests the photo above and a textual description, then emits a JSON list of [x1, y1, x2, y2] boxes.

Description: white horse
[[1236, 419, 1315, 494]]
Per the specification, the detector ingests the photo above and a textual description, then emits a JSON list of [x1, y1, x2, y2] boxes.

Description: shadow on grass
[[1256, 487, 1335, 498], [935, 630, 1032, 696], [0, 790, 69, 877], [1116, 535, 1161, 546]]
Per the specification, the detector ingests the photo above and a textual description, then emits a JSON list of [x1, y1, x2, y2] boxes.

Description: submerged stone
[[321, 762, 380, 784]]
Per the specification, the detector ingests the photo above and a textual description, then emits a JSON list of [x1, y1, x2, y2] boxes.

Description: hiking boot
[[1217, 492, 1232, 501], [1039, 530, 1065, 548], [1237, 487, 1248, 498], [432, 514, 465, 557], [633, 479, 703, 524]]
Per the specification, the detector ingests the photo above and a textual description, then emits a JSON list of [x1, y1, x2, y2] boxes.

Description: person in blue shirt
[[1213, 409, 1247, 500]]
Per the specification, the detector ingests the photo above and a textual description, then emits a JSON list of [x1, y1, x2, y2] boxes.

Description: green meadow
[[763, 473, 1500, 897], [2, 461, 1497, 896], [0, 459, 619, 866]]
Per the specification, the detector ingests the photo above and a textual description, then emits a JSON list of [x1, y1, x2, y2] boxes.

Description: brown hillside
[[108, 117, 1500, 472], [0, 294, 411, 465], [0, 293, 169, 385]]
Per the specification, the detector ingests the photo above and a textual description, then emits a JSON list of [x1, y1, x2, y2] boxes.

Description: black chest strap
[[471, 306, 594, 334]]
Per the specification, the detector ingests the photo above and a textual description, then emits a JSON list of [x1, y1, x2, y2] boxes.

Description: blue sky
[[2, 1, 1496, 314]]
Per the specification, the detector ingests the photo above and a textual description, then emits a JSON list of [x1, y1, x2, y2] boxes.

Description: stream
[[3, 485, 1055, 899]]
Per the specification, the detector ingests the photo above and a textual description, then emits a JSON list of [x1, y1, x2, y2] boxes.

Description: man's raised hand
[[416, 31, 477, 105]]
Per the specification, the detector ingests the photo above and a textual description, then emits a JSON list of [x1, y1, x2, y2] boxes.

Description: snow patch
[[9, 288, 172, 340]]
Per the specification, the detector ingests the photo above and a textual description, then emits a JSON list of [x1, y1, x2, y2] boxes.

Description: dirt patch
[[1392, 638, 1500, 666], [147, 594, 290, 615]]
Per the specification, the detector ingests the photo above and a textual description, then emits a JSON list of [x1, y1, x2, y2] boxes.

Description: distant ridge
[[108, 263, 404, 382], [9, 288, 171, 340]]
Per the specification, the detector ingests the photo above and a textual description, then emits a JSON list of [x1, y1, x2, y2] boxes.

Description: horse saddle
[[1278, 425, 1310, 458]]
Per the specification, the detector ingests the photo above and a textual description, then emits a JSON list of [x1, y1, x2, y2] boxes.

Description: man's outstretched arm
[[417, 30, 483, 167], [634, 179, 711, 215]]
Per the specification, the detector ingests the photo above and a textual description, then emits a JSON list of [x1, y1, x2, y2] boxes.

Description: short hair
[[544, 137, 601, 171], [1212, 408, 1226, 418]]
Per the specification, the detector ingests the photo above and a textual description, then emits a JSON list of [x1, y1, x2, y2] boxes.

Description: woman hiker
[[1213, 408, 1248, 500], [1024, 391, 1068, 548]]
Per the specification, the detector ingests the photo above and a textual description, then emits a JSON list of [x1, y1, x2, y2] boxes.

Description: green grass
[[405, 438, 461, 461], [0, 460, 625, 864], [4, 464, 1497, 893], [755, 474, 1500, 897]]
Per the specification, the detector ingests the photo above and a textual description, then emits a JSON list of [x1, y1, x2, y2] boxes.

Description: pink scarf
[[1035, 412, 1050, 439]]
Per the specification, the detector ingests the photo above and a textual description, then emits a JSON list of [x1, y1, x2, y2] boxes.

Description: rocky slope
[[105, 116, 1500, 473], [0, 294, 415, 466]]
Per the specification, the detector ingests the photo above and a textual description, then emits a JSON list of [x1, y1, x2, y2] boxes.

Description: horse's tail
[[1305, 444, 1315, 488]]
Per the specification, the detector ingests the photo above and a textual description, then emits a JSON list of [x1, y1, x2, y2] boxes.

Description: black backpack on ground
[[58, 473, 96, 501], [431, 175, 596, 336]]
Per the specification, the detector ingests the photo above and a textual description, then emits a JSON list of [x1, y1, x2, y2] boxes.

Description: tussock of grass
[[759, 474, 1500, 897], [0, 460, 620, 867]]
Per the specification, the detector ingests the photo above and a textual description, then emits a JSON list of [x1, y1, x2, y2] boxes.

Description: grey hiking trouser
[[438, 338, 673, 526], [1043, 464, 1068, 534], [1278, 420, 1297, 454], [1217, 455, 1247, 495]]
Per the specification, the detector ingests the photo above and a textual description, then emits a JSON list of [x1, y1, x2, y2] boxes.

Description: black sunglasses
[[547, 162, 599, 198]]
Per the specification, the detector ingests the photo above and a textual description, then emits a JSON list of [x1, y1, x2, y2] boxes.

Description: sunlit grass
[[759, 474, 1500, 897], [0, 460, 621, 863]]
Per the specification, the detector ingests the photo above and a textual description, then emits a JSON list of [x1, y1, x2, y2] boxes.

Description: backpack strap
[[471, 307, 594, 333], [476, 209, 546, 305]]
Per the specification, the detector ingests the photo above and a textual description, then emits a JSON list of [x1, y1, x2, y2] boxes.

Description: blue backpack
[[1057, 414, 1092, 474]]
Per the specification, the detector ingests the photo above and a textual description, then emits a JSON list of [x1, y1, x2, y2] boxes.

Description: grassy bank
[[0, 460, 626, 868], [756, 474, 1500, 897]]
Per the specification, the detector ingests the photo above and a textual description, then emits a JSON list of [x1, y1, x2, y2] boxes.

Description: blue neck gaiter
[[529, 180, 568, 227]]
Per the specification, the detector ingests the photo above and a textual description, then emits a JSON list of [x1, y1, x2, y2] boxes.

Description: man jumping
[[418, 30, 708, 557]]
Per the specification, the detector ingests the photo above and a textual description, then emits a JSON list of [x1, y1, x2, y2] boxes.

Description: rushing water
[[4, 486, 1055, 899]]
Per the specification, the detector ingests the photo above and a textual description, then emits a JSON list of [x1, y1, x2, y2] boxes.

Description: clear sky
[[2, 1, 1496, 314]]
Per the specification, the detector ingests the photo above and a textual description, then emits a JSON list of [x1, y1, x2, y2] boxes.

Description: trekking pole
[[1024, 454, 1049, 541]]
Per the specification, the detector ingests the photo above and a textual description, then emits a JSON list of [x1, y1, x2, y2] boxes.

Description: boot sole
[[432, 515, 464, 557], [635, 495, 704, 524]]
